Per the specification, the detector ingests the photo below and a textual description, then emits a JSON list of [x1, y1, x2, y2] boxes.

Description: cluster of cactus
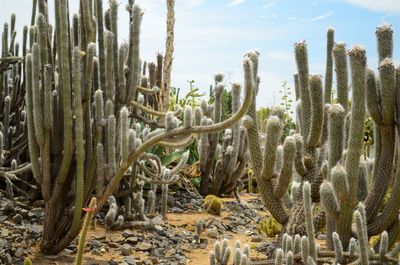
[[209, 239, 250, 265], [0, 14, 34, 200], [17, 0, 254, 254], [319, 23, 400, 250], [240, 22, 400, 264], [231, 183, 400, 264], [198, 74, 250, 196]]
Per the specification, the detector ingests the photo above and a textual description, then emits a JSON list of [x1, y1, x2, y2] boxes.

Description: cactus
[[75, 197, 97, 265], [18, 0, 254, 254]]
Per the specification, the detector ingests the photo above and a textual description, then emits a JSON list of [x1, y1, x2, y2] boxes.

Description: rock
[[171, 207, 184, 213], [125, 256, 137, 265], [251, 235, 263, 242], [136, 242, 152, 251], [126, 237, 138, 244], [100, 248, 107, 253], [14, 248, 24, 257], [3, 202, 14, 213], [3, 253, 12, 264], [121, 244, 132, 256], [122, 229, 135, 238], [205, 228, 219, 239], [164, 248, 176, 257], [91, 248, 101, 255]]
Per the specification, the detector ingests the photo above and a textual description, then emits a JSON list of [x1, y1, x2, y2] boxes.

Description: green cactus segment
[[126, 5, 142, 103], [262, 116, 281, 181], [335, 46, 366, 248], [71, 47, 85, 237], [355, 208, 370, 265], [303, 182, 317, 260], [307, 75, 324, 148], [294, 41, 311, 140], [379, 58, 395, 125], [320, 181, 340, 219], [243, 51, 290, 224], [75, 197, 97, 265], [273, 136, 295, 199], [25, 53, 41, 183], [366, 69, 382, 125], [376, 23, 393, 62], [332, 42, 349, 112], [56, 0, 73, 185], [327, 104, 345, 172], [324, 28, 334, 104]]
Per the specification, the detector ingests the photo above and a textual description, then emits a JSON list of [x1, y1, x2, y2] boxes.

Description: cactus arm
[[324, 28, 334, 104], [379, 58, 395, 125], [294, 41, 311, 140], [273, 136, 295, 199], [118, 43, 128, 103], [364, 126, 395, 222], [56, 0, 73, 184], [24, 54, 41, 183], [109, 0, 119, 103], [367, 142, 400, 235], [320, 181, 340, 219], [261, 116, 281, 181], [41, 65, 52, 202], [74, 197, 96, 265], [293, 134, 307, 177], [354, 208, 370, 265], [105, 31, 115, 102], [96, 0, 106, 93], [303, 182, 317, 260], [126, 5, 141, 103], [31, 43, 44, 147], [376, 23, 393, 62], [227, 83, 241, 176], [336, 46, 366, 248], [70, 47, 85, 236], [333, 43, 349, 112], [307, 75, 324, 148], [327, 104, 345, 172]]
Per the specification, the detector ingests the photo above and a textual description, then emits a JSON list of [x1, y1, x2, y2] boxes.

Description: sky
[[1, 0, 399, 108]]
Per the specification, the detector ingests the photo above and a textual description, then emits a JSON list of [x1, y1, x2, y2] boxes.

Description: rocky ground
[[0, 190, 277, 265]]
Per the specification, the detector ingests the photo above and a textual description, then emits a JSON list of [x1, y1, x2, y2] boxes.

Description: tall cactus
[[19, 0, 254, 254]]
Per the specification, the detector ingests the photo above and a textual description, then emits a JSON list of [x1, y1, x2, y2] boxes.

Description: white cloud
[[227, 0, 246, 7], [263, 2, 275, 8], [181, 0, 204, 7], [310, 11, 334, 21], [341, 0, 400, 13]]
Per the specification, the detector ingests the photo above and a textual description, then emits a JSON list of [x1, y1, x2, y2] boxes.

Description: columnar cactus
[[21, 0, 254, 254]]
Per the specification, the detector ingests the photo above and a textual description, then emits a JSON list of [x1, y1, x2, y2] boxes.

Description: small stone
[[136, 242, 152, 251], [121, 244, 132, 256], [125, 256, 137, 265], [91, 248, 101, 255], [100, 248, 107, 253], [205, 228, 219, 239], [4, 253, 12, 264], [171, 207, 184, 213], [164, 248, 176, 257], [125, 237, 138, 244], [251, 235, 263, 242], [14, 248, 24, 257], [13, 213, 22, 225], [122, 229, 135, 237]]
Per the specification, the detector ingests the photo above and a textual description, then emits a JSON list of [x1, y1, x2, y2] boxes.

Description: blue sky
[[1, 0, 399, 108]]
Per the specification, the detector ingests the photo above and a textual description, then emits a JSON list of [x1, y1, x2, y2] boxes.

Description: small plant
[[258, 217, 282, 237], [203, 195, 223, 215]]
